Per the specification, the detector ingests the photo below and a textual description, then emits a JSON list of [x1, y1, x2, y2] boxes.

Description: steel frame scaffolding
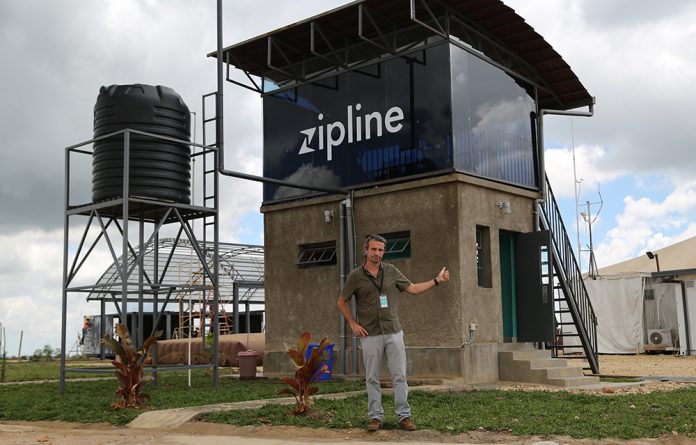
[[86, 238, 264, 342]]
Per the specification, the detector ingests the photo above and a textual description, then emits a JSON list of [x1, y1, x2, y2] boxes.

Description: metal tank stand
[[59, 129, 220, 393]]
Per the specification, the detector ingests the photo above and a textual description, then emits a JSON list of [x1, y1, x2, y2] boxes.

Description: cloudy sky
[[1, 0, 695, 356]]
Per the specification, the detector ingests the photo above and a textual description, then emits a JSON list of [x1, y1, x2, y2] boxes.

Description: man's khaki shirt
[[341, 262, 411, 336]]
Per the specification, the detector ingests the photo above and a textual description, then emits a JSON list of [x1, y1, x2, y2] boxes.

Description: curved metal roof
[[87, 238, 265, 304], [212, 0, 593, 110]]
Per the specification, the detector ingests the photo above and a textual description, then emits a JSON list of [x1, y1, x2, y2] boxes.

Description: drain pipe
[[214, 0, 346, 194], [534, 99, 595, 230], [338, 193, 358, 375], [345, 192, 358, 374], [339, 200, 347, 375]]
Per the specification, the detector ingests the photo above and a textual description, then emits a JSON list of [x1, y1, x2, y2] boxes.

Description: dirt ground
[[597, 353, 696, 378], [1, 354, 695, 445]]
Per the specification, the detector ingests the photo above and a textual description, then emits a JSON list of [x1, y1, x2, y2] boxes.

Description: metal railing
[[538, 175, 599, 374]]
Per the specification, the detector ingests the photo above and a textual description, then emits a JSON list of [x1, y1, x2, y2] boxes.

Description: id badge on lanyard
[[363, 265, 387, 309]]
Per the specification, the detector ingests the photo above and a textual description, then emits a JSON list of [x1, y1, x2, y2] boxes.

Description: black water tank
[[92, 84, 191, 204]]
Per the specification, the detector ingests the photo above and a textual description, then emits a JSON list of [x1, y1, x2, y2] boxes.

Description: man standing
[[337, 234, 450, 432]]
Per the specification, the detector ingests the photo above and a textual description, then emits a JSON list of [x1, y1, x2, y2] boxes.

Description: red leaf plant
[[101, 323, 162, 410], [276, 331, 330, 415]]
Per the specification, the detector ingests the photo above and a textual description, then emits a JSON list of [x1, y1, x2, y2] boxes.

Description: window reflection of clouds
[[450, 43, 536, 188], [272, 164, 342, 200], [473, 96, 531, 136]]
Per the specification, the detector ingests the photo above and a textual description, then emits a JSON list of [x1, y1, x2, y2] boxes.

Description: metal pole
[[583, 200, 599, 278], [60, 147, 70, 393], [571, 118, 582, 272], [138, 218, 144, 348], [214, 0, 223, 387], [100, 299, 106, 360], [233, 282, 240, 334], [213, 157, 221, 386], [122, 130, 130, 337], [245, 302, 251, 334], [153, 232, 159, 383], [216, 0, 224, 168], [534, 110, 544, 231]]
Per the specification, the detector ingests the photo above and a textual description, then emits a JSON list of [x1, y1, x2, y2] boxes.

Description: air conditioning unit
[[647, 329, 673, 347]]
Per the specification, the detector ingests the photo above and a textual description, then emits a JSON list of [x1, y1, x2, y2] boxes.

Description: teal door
[[499, 231, 517, 341]]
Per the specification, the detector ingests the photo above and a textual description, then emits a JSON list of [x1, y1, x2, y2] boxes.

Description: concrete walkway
[[128, 389, 366, 429]]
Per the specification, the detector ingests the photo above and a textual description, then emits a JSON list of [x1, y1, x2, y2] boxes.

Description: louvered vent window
[[381, 231, 411, 260], [297, 242, 337, 268]]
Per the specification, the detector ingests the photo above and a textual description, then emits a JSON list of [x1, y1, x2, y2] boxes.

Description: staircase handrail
[[538, 175, 599, 374]]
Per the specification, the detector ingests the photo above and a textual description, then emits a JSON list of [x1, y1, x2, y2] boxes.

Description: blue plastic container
[[305, 343, 335, 381]]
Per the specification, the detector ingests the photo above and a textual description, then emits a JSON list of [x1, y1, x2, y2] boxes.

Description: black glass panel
[[262, 44, 453, 202], [261, 42, 538, 202], [450, 45, 537, 188]]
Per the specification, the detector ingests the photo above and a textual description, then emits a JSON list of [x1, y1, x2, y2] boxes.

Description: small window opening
[[381, 231, 411, 260], [476, 226, 492, 288], [297, 242, 337, 268]]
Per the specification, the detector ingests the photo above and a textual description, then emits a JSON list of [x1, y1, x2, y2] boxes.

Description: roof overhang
[[652, 269, 696, 279], [210, 0, 593, 110]]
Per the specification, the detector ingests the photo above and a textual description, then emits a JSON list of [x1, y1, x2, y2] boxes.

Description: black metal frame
[[214, 0, 592, 110]]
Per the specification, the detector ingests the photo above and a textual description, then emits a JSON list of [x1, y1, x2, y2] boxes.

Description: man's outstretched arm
[[405, 266, 450, 295]]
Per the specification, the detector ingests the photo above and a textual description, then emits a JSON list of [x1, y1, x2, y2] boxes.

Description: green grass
[[1, 361, 68, 382], [0, 371, 363, 425], [2, 361, 695, 439], [0, 359, 123, 382], [203, 388, 696, 440], [0, 359, 251, 382]]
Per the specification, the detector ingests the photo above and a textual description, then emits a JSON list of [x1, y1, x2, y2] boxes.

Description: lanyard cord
[[362, 263, 384, 294]]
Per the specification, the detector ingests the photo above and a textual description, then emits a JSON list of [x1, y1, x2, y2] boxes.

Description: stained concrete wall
[[262, 173, 538, 381]]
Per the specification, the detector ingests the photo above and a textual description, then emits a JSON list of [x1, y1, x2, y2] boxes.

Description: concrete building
[[217, 0, 598, 383]]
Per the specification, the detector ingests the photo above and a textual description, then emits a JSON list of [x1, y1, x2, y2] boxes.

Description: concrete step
[[545, 366, 584, 379], [499, 349, 551, 361], [497, 342, 537, 351], [548, 375, 601, 387], [530, 358, 568, 368], [498, 346, 596, 387]]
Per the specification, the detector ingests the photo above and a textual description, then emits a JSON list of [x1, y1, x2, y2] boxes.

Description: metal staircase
[[537, 175, 599, 374]]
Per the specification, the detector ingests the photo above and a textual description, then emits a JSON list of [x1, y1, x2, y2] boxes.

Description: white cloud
[[545, 144, 624, 199], [594, 179, 696, 267], [0, 229, 102, 356], [508, 0, 696, 179]]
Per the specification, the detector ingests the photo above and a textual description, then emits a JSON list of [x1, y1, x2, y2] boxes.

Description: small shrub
[[101, 323, 161, 409], [276, 331, 330, 416]]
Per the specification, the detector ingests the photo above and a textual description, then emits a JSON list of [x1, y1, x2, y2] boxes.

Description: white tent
[[584, 235, 696, 355]]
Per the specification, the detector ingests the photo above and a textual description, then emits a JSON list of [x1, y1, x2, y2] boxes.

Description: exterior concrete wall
[[262, 173, 538, 381]]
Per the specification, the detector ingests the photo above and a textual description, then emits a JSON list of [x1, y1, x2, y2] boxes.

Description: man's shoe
[[366, 418, 382, 432], [399, 417, 417, 431]]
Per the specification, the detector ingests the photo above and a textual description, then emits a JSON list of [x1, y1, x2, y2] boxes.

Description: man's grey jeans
[[360, 331, 411, 421]]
